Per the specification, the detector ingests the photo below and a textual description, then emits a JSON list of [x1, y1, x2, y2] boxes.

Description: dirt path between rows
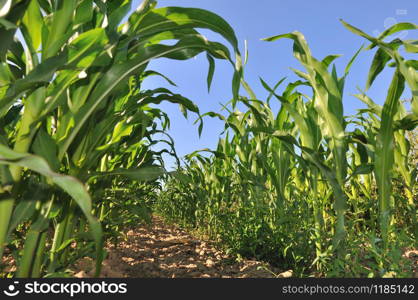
[[73, 216, 290, 278]]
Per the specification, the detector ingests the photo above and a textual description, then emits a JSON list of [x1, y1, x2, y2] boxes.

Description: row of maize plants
[[155, 21, 418, 277], [0, 0, 243, 277]]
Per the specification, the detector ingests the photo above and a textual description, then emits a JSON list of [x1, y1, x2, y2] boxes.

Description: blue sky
[[132, 0, 418, 169]]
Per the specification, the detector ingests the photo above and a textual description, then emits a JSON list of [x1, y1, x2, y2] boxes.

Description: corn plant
[[341, 20, 418, 247]]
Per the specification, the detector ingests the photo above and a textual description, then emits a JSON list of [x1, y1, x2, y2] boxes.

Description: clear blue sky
[[132, 0, 418, 170]]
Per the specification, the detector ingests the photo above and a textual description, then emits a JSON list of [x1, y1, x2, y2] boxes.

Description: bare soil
[[72, 216, 288, 278]]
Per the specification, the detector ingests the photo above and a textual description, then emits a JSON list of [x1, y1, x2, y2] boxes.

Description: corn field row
[[155, 20, 418, 276], [0, 0, 416, 278]]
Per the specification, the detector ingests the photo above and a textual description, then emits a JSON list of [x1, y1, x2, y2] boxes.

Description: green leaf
[[140, 93, 199, 114], [55, 238, 75, 253], [169, 171, 193, 185], [403, 40, 418, 53], [0, 0, 30, 60], [74, 0, 93, 26], [206, 53, 215, 92], [43, 0, 77, 59], [377, 22, 418, 42], [322, 54, 341, 68], [141, 70, 177, 86], [134, 6, 242, 98], [0, 54, 66, 117], [136, 7, 239, 50], [32, 128, 60, 172], [0, 144, 103, 276], [90, 166, 166, 181], [366, 45, 396, 89], [58, 34, 223, 159], [351, 164, 374, 177], [374, 69, 405, 243], [21, 0, 43, 52], [394, 113, 418, 131], [344, 44, 364, 76]]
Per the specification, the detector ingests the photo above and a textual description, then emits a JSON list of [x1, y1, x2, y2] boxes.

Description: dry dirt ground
[[73, 216, 289, 278]]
